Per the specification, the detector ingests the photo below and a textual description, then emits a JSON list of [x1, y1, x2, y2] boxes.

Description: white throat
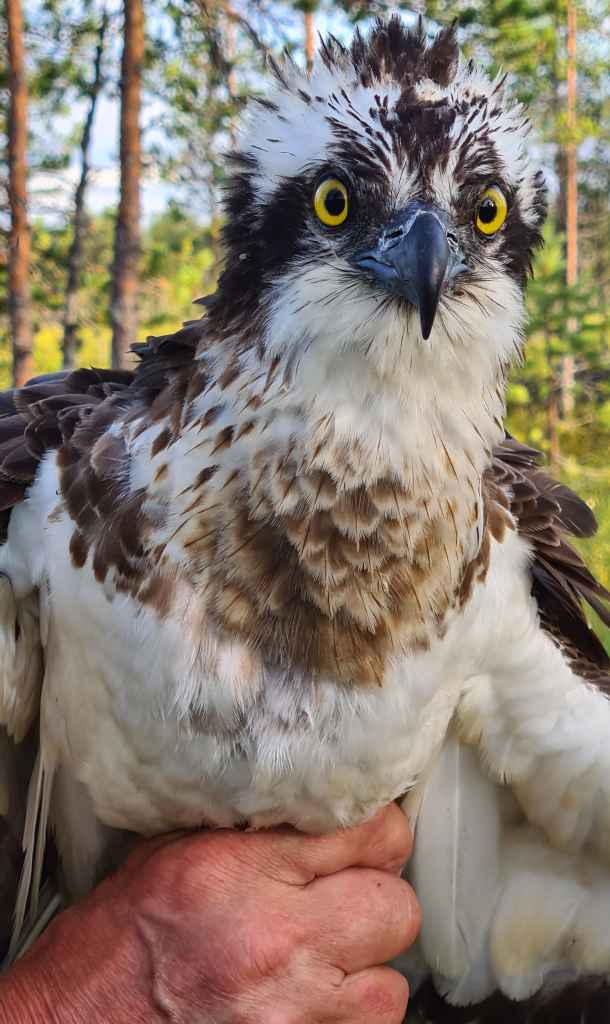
[[262, 307, 512, 496]]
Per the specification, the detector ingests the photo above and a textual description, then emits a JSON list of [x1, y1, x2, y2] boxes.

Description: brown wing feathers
[[491, 436, 610, 685], [0, 368, 133, 539], [130, 319, 203, 394], [0, 322, 202, 541]]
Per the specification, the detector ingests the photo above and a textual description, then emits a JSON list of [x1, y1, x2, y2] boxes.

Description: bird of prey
[[1, 16, 610, 1020]]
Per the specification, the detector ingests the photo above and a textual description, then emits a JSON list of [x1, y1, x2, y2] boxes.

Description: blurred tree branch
[[111, 0, 143, 368], [62, 8, 108, 369], [6, 0, 33, 386]]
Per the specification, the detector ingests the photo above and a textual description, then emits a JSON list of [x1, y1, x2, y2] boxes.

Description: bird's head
[[209, 16, 546, 437]]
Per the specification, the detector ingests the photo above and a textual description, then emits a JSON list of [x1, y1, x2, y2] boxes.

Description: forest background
[[2, 0, 609, 649]]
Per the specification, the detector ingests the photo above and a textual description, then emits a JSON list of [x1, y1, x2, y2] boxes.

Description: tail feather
[[7, 748, 55, 965], [3, 882, 62, 969]]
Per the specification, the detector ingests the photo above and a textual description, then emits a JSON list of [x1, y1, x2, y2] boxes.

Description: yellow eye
[[475, 186, 508, 235], [313, 178, 349, 227]]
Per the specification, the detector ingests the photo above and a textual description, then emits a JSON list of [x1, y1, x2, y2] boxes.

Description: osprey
[[1, 16, 610, 1019]]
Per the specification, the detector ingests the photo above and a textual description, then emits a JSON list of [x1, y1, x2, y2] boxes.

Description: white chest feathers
[[3, 449, 533, 841], [34, 519, 523, 840]]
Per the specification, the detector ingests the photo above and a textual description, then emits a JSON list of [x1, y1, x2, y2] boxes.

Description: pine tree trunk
[[547, 382, 561, 472], [111, 0, 144, 369], [6, 0, 33, 387], [225, 4, 237, 150], [63, 11, 108, 370], [565, 2, 578, 291], [561, 0, 578, 419], [304, 10, 315, 71], [551, 13, 565, 233]]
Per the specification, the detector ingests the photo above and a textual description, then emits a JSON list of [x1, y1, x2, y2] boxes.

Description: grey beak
[[354, 205, 455, 340]]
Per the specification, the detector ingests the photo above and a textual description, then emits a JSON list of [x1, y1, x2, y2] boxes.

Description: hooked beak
[[353, 204, 463, 340]]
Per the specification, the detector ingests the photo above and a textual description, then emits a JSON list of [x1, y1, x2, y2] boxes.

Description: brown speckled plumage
[[0, 348, 607, 693]]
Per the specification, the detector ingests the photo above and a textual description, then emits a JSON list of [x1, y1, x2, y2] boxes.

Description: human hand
[[0, 803, 418, 1023]]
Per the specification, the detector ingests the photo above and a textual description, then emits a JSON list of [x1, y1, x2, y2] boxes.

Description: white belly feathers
[[2, 454, 521, 841]]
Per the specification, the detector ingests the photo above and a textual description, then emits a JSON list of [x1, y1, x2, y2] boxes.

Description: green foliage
[[572, 476, 610, 654], [23, 0, 115, 184], [507, 220, 610, 454], [0, 205, 217, 389]]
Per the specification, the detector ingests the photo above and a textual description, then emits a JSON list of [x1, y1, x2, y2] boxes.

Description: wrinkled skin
[[0, 805, 419, 1024]]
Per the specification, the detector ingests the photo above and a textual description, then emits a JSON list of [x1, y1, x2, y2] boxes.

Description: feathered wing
[[490, 435, 610, 685], [0, 587, 42, 958], [0, 367, 136, 957], [406, 728, 503, 1006], [0, 381, 48, 956], [0, 330, 203, 957], [406, 437, 610, 1019], [0, 728, 37, 960]]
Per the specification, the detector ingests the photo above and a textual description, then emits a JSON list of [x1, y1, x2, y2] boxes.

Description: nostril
[[446, 231, 458, 246], [385, 227, 404, 241]]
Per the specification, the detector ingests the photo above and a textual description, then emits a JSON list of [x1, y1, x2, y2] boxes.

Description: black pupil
[[325, 187, 346, 217], [478, 197, 497, 224]]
